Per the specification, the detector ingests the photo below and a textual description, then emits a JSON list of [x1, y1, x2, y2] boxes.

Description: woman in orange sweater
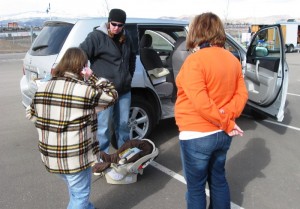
[[175, 13, 248, 209]]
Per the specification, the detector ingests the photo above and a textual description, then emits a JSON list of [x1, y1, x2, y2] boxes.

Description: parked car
[[20, 18, 289, 140]]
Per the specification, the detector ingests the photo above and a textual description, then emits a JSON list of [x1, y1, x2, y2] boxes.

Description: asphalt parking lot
[[0, 52, 299, 209]]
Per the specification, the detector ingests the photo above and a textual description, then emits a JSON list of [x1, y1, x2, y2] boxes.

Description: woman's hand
[[81, 67, 93, 80], [228, 124, 244, 137]]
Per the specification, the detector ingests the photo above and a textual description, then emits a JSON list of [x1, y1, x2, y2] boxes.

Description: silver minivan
[[20, 18, 289, 140]]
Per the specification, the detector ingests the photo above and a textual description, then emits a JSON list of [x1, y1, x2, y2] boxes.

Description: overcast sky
[[0, 0, 298, 20]]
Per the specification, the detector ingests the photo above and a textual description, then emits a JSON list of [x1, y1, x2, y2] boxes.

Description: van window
[[224, 40, 242, 62], [145, 30, 173, 51], [30, 23, 73, 56]]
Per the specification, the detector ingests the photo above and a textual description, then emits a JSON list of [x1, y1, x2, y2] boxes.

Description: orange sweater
[[175, 47, 248, 134]]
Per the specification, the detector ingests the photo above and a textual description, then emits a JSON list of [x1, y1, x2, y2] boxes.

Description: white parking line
[[150, 161, 245, 209], [287, 92, 300, 97], [0, 59, 22, 63], [263, 120, 300, 131]]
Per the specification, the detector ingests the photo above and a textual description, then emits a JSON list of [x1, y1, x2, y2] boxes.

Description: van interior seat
[[171, 37, 190, 79], [139, 34, 174, 98]]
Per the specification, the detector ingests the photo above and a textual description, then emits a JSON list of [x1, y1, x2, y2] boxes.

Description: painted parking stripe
[[150, 161, 245, 209], [263, 120, 300, 131], [287, 92, 300, 97], [0, 58, 22, 63]]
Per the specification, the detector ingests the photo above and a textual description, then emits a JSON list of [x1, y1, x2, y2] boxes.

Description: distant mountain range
[[162, 15, 300, 24], [1, 11, 299, 27], [0, 11, 96, 27]]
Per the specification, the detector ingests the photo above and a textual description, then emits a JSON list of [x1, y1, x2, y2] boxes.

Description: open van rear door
[[245, 24, 288, 121]]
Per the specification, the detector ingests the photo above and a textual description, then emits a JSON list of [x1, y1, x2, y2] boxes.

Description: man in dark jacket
[[80, 8, 136, 155]]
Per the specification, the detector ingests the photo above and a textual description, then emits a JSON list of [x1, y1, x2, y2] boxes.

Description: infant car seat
[[93, 139, 159, 184]]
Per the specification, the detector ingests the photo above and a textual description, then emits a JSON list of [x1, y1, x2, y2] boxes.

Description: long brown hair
[[107, 23, 126, 44], [52, 47, 88, 78], [186, 12, 226, 50]]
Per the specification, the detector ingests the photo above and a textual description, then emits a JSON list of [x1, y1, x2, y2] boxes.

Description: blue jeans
[[58, 167, 95, 209], [97, 91, 131, 153], [180, 131, 232, 209]]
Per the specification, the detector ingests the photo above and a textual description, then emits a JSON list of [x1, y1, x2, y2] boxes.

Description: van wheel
[[129, 97, 155, 140], [110, 97, 155, 150]]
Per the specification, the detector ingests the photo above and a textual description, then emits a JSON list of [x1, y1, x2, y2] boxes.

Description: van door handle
[[255, 60, 260, 82]]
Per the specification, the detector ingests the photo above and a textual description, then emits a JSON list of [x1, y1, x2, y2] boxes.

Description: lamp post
[[46, 3, 51, 20]]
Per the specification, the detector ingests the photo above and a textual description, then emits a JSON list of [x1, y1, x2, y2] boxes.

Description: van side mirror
[[255, 46, 269, 57]]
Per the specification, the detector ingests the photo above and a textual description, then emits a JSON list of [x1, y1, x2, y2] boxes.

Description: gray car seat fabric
[[140, 34, 174, 98], [171, 37, 190, 79], [140, 34, 164, 70]]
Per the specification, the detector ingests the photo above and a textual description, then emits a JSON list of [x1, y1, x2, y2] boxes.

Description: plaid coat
[[26, 72, 118, 174]]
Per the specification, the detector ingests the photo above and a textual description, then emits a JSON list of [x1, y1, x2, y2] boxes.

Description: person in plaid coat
[[26, 47, 118, 209]]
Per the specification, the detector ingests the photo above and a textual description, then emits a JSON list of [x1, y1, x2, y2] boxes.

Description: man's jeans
[[180, 131, 232, 209], [58, 167, 95, 209], [97, 91, 131, 153]]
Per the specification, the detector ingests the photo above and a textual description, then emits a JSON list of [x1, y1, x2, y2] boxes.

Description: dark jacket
[[80, 23, 136, 95]]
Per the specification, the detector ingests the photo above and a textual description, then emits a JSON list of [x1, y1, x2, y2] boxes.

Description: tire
[[129, 96, 155, 140]]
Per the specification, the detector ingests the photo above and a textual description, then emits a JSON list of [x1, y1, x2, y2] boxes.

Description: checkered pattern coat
[[26, 72, 118, 174]]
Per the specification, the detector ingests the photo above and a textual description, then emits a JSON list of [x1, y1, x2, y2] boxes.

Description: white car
[[20, 18, 289, 140]]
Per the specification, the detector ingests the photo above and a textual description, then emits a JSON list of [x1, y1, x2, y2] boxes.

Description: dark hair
[[186, 12, 226, 50], [52, 47, 88, 78]]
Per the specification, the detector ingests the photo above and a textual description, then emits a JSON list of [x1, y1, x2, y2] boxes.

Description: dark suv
[[20, 18, 289, 139]]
